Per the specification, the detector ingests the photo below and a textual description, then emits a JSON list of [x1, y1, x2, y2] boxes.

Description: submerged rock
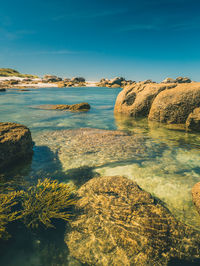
[[0, 88, 6, 92], [36, 128, 148, 172], [114, 82, 176, 117], [0, 122, 33, 171], [65, 176, 200, 266], [149, 83, 200, 124], [192, 182, 200, 215], [186, 108, 200, 131]]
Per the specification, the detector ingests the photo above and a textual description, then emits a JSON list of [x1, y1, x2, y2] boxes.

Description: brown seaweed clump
[[0, 191, 23, 239], [65, 176, 200, 266], [21, 178, 76, 229]]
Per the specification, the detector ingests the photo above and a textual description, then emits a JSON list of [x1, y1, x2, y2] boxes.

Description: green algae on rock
[[65, 176, 200, 266]]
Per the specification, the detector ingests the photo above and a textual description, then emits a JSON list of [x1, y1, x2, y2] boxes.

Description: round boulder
[[65, 176, 200, 265], [114, 82, 176, 117], [148, 83, 200, 124], [0, 122, 33, 170]]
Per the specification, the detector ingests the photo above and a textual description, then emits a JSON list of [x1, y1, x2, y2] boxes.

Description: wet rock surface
[[36, 128, 148, 171], [65, 175, 200, 266], [0, 122, 33, 171]]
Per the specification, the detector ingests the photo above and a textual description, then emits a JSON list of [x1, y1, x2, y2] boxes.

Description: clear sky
[[0, 0, 200, 81]]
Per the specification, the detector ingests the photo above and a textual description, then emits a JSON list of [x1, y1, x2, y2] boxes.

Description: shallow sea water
[[1, 86, 200, 265]]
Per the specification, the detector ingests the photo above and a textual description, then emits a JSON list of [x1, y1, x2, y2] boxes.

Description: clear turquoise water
[[1, 86, 200, 265]]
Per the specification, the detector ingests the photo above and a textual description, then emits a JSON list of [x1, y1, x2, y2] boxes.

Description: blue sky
[[0, 0, 200, 81]]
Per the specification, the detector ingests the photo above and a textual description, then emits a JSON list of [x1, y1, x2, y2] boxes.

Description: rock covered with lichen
[[65, 175, 200, 265]]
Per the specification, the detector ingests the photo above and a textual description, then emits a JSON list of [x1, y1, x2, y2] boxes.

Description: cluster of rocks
[[0, 74, 87, 89], [162, 77, 191, 84], [114, 77, 200, 131], [97, 77, 135, 88], [42, 75, 86, 87]]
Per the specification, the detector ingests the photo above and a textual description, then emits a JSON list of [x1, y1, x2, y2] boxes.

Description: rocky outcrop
[[97, 77, 135, 88], [71, 77, 85, 83], [176, 77, 191, 83], [56, 77, 86, 87], [36, 102, 90, 112], [192, 182, 200, 215], [65, 175, 200, 266], [162, 77, 191, 84], [0, 122, 33, 170], [114, 82, 176, 117], [43, 75, 62, 83], [186, 108, 200, 131], [148, 83, 200, 124], [162, 78, 176, 83]]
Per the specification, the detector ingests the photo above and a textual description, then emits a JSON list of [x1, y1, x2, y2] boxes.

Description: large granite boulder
[[0, 122, 33, 170], [114, 82, 176, 117], [148, 83, 200, 124], [186, 108, 200, 131], [192, 182, 200, 215], [65, 176, 200, 266]]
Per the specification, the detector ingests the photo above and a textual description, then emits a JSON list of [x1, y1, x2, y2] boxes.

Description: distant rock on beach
[[97, 77, 135, 88], [0, 122, 33, 171]]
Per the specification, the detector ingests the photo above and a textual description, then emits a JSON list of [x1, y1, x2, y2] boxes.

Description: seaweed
[[0, 191, 23, 239], [21, 178, 76, 229]]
